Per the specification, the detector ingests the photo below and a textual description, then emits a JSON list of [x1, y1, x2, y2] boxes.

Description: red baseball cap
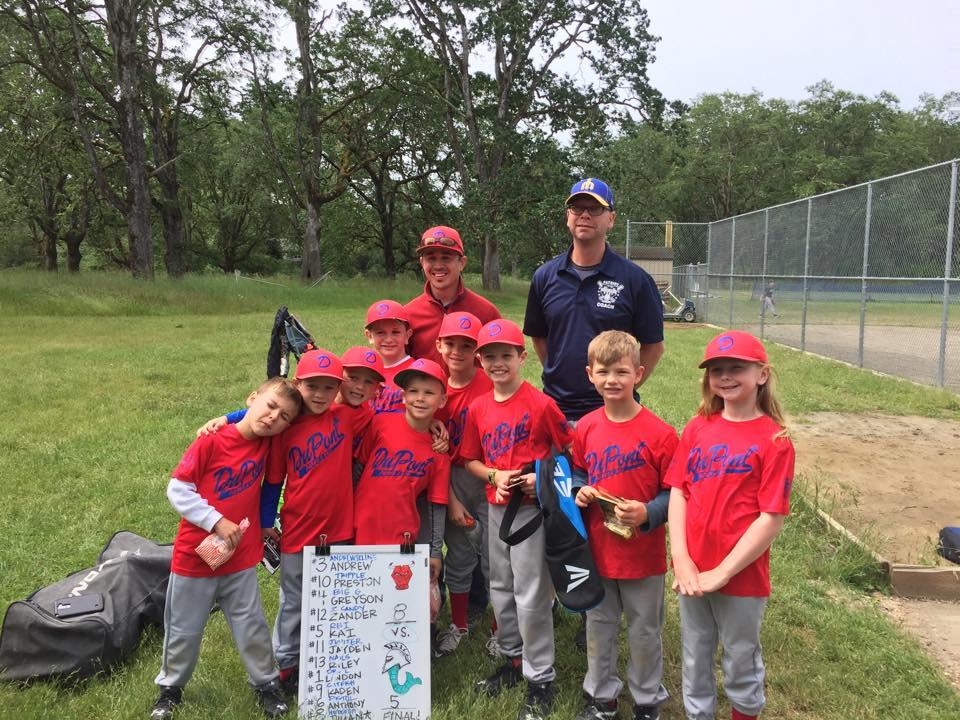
[[394, 358, 448, 390], [365, 299, 410, 328], [699, 331, 768, 368], [295, 348, 344, 381], [417, 226, 465, 256], [476, 319, 525, 351], [341, 346, 385, 382], [438, 311, 482, 342]]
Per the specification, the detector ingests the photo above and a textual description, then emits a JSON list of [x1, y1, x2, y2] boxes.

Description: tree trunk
[[64, 228, 84, 272], [43, 232, 58, 271], [301, 200, 322, 281], [150, 111, 185, 277], [482, 227, 501, 291], [106, 0, 153, 279], [157, 173, 185, 277], [381, 219, 396, 278]]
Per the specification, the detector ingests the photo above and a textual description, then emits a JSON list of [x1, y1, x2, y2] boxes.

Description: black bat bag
[[498, 452, 604, 612], [0, 531, 172, 682]]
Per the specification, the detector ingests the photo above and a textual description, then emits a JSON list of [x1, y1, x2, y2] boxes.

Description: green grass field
[[1, 270, 958, 720]]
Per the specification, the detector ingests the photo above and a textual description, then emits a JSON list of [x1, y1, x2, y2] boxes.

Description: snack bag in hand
[[196, 517, 250, 570]]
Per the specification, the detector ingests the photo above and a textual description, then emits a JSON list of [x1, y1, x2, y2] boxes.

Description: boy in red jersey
[[365, 299, 416, 415], [150, 377, 301, 720], [460, 319, 573, 720], [431, 311, 493, 656], [353, 358, 451, 580], [261, 349, 370, 694], [571, 331, 678, 720], [336, 346, 385, 454]]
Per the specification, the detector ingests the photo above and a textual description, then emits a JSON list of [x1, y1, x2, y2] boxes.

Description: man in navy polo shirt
[[523, 178, 664, 422]]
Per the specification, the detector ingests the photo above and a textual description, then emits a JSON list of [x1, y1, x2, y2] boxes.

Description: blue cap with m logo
[[566, 178, 614, 209]]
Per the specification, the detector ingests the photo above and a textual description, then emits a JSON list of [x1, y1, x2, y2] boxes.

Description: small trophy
[[594, 491, 635, 539]]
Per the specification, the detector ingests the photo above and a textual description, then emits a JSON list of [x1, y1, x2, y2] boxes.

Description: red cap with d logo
[[295, 348, 344, 380], [699, 331, 767, 368]]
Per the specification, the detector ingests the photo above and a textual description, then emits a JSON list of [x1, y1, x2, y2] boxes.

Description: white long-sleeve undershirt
[[166, 477, 223, 531]]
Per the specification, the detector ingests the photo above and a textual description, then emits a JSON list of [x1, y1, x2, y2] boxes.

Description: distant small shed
[[623, 246, 674, 289]]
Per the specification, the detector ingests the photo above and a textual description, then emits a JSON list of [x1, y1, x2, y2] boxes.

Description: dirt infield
[[793, 412, 960, 688], [791, 412, 960, 565], [742, 322, 960, 392]]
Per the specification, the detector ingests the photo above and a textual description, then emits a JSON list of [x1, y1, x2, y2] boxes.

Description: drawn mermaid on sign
[[382, 642, 422, 694]]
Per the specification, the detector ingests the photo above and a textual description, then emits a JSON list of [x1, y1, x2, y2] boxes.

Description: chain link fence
[[694, 159, 959, 391]]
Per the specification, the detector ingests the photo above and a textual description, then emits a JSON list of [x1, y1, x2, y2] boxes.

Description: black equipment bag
[[938, 527, 960, 565], [499, 452, 604, 612], [267, 305, 316, 379], [0, 531, 172, 682]]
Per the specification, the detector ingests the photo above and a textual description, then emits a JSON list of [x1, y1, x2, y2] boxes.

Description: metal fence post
[[858, 183, 873, 368], [760, 209, 769, 337], [625, 221, 631, 261], [801, 199, 812, 351], [728, 218, 736, 328], [939, 161, 958, 387], [705, 223, 713, 323]]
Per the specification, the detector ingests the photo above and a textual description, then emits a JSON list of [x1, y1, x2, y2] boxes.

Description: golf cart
[[661, 287, 697, 323]]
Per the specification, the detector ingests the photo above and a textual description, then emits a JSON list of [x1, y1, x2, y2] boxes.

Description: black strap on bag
[[498, 480, 542, 545]]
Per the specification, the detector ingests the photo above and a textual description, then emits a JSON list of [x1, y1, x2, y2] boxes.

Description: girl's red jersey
[[665, 414, 795, 597], [171, 425, 268, 577], [353, 413, 450, 545], [572, 406, 678, 579], [459, 381, 573, 505]]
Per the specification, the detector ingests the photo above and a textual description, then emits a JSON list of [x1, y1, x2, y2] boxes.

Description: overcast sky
[[638, 0, 960, 108]]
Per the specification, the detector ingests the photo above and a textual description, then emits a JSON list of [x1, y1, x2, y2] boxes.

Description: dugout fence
[[624, 158, 960, 391]]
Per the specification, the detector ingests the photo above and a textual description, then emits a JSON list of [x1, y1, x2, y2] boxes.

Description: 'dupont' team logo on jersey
[[213, 458, 264, 500]]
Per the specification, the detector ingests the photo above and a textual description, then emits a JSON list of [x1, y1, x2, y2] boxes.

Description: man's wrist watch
[[487, 469, 497, 487]]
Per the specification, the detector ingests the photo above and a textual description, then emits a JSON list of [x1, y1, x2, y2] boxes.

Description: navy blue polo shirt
[[523, 244, 664, 420]]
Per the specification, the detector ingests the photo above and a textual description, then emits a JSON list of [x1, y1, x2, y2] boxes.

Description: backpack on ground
[[938, 526, 960, 565], [498, 452, 604, 612], [0, 531, 172, 682]]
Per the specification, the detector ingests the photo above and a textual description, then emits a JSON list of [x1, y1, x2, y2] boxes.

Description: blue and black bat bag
[[498, 452, 604, 612]]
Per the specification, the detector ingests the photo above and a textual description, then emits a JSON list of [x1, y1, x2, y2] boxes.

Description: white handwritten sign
[[298, 545, 431, 720]]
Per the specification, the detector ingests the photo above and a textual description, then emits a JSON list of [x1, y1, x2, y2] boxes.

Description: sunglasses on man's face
[[421, 235, 460, 248]]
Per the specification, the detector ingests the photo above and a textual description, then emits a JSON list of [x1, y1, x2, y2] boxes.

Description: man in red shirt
[[404, 226, 500, 366]]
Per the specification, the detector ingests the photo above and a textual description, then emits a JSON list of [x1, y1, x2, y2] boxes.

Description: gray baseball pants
[[679, 593, 767, 719], [443, 465, 490, 593], [487, 502, 556, 683], [273, 550, 305, 670], [155, 568, 277, 688], [583, 575, 669, 707]]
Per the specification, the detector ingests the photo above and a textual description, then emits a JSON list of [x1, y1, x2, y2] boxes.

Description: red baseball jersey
[[459, 381, 573, 505], [353, 413, 450, 545], [572, 407, 678, 579], [373, 356, 415, 415], [337, 399, 374, 454], [665, 413, 795, 597], [404, 281, 501, 365], [266, 405, 367, 552], [170, 425, 268, 577], [441, 371, 494, 465]]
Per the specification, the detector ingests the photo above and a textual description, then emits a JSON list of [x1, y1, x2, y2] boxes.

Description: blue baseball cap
[[566, 178, 614, 209]]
